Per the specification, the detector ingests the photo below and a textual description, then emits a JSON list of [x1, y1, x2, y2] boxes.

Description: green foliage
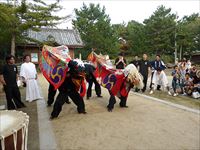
[[0, 0, 63, 56], [143, 5, 176, 55], [177, 13, 200, 57], [112, 22, 127, 39], [126, 21, 146, 55], [72, 3, 199, 61], [0, 3, 15, 44], [72, 3, 118, 59], [111, 5, 199, 62], [0, 2, 199, 63]]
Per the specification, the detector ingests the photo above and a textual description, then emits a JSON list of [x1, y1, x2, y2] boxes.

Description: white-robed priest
[[20, 55, 43, 102]]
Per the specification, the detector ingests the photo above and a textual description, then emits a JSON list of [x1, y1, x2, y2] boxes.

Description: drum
[[0, 110, 29, 150]]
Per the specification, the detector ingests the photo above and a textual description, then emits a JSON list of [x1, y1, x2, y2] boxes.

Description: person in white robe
[[20, 55, 43, 102], [150, 69, 171, 95]]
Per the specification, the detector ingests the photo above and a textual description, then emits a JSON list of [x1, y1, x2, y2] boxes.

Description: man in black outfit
[[84, 63, 102, 99], [129, 55, 139, 68], [47, 83, 71, 106], [50, 60, 86, 119], [138, 54, 151, 92], [0, 55, 25, 110], [115, 53, 127, 69]]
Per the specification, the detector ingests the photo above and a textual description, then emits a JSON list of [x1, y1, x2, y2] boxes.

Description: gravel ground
[[1, 73, 199, 150]]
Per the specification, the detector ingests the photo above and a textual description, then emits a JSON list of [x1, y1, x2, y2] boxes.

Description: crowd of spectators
[[116, 53, 200, 99], [172, 59, 200, 98]]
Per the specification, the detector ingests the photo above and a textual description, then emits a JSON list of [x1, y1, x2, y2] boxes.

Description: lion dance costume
[[88, 52, 144, 111], [40, 45, 86, 119]]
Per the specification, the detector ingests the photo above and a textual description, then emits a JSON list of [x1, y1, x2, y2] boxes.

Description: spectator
[[150, 54, 166, 90], [190, 66, 198, 83], [192, 70, 200, 99], [179, 65, 186, 94], [183, 73, 194, 96], [185, 59, 192, 72], [180, 58, 187, 68], [150, 68, 171, 95], [115, 53, 127, 69], [138, 54, 151, 92], [130, 55, 139, 68], [0, 55, 25, 109], [171, 65, 180, 96], [177, 60, 182, 68]]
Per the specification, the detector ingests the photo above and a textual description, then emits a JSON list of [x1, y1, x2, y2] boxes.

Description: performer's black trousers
[[142, 74, 148, 92], [4, 85, 25, 110], [48, 84, 70, 105], [107, 92, 127, 110], [87, 74, 101, 98], [47, 84, 57, 105], [51, 89, 85, 118]]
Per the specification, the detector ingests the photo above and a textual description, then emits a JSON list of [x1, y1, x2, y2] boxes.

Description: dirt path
[[39, 75, 200, 150]]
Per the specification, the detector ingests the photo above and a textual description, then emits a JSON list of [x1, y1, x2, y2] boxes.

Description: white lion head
[[124, 64, 144, 89]]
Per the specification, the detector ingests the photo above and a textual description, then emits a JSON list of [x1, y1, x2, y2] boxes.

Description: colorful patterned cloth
[[88, 52, 129, 97], [39, 45, 71, 90]]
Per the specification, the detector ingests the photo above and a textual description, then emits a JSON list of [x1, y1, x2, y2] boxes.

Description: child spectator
[[183, 73, 194, 96], [185, 59, 191, 72], [171, 65, 180, 96], [179, 65, 186, 94], [180, 58, 187, 68]]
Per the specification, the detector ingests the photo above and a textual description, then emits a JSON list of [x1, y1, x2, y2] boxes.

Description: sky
[[54, 0, 200, 29], [1, 0, 199, 28]]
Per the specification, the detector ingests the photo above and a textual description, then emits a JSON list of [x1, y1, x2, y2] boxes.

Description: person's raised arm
[[123, 58, 127, 66], [115, 58, 120, 65]]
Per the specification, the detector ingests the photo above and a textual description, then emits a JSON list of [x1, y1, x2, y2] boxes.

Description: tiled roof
[[27, 28, 84, 47]]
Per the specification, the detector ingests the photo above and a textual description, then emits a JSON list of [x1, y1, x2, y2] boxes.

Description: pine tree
[[72, 3, 118, 59], [0, 0, 63, 56], [143, 5, 176, 55]]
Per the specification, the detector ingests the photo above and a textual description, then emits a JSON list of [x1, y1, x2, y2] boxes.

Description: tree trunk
[[11, 34, 16, 56], [179, 45, 182, 61]]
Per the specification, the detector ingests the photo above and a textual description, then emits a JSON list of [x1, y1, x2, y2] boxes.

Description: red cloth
[[80, 80, 86, 98], [94, 62, 127, 96], [88, 52, 131, 97]]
